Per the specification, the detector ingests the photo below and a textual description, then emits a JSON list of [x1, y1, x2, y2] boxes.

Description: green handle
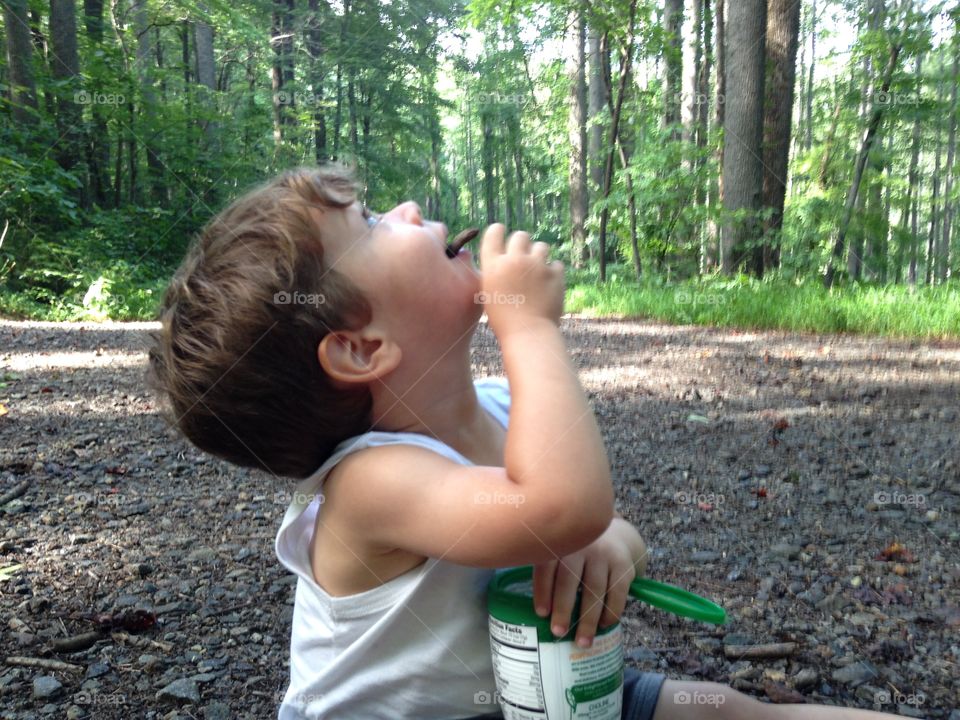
[[628, 577, 727, 625]]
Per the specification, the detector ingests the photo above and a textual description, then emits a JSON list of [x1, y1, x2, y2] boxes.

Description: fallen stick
[[49, 630, 105, 653], [0, 480, 30, 507], [723, 642, 797, 660], [4, 655, 83, 673]]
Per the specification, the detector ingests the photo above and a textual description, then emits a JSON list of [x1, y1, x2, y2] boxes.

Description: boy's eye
[[362, 206, 379, 228]]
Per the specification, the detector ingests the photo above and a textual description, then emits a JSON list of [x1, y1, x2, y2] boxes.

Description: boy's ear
[[317, 329, 401, 389]]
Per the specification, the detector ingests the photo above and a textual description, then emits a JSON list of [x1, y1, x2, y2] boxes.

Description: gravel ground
[[0, 317, 958, 720]]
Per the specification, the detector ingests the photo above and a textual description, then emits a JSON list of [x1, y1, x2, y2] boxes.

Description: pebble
[[156, 678, 201, 705], [831, 661, 879, 686], [33, 676, 64, 699], [769, 543, 802, 560], [204, 701, 232, 720], [792, 667, 818, 689], [691, 550, 721, 563]]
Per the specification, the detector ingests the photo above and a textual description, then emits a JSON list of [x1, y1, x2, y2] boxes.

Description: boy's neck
[[368, 344, 491, 451]]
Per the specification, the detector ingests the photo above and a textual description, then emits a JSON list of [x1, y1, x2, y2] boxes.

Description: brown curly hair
[[146, 164, 374, 479]]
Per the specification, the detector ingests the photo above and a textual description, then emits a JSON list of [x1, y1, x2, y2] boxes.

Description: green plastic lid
[[488, 566, 726, 629]]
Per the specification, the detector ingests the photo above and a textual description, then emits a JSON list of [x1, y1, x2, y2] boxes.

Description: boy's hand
[[479, 223, 565, 339], [531, 519, 647, 648]]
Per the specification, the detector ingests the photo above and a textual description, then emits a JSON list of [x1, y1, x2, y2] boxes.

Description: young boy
[[148, 165, 911, 720]]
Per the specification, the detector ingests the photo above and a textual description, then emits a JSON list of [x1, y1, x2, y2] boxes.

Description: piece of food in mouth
[[445, 227, 480, 258]]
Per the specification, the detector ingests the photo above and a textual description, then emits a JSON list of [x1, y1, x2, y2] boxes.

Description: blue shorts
[[459, 667, 667, 720]]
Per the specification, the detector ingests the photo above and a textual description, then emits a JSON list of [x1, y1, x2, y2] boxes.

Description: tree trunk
[[598, 0, 638, 284], [194, 6, 218, 151], [705, 0, 724, 272], [4, 0, 39, 126], [824, 42, 901, 288], [721, 0, 766, 275], [587, 27, 608, 197], [482, 108, 495, 225], [567, 8, 588, 268], [806, 0, 816, 150], [83, 0, 112, 207], [939, 42, 958, 282], [131, 0, 165, 204], [697, 0, 712, 273], [50, 0, 89, 206], [903, 54, 922, 285], [663, 0, 684, 139], [306, 0, 329, 163], [760, 0, 801, 275], [271, 0, 296, 144]]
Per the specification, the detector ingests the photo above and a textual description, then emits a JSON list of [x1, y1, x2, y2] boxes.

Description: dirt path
[[1, 317, 958, 719]]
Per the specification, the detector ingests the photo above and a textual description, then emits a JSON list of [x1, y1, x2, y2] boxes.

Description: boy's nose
[[395, 201, 423, 225]]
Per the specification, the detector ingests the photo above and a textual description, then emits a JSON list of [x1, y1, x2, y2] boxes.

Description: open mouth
[[445, 228, 480, 259]]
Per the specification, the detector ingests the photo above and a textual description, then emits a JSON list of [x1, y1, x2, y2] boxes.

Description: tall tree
[[759, 0, 802, 275], [50, 0, 88, 206], [939, 37, 958, 282], [663, 0, 684, 139], [824, 41, 901, 288], [3, 0, 39, 126], [566, 8, 588, 267], [721, 0, 766, 274], [271, 0, 296, 143], [83, 0, 111, 206]]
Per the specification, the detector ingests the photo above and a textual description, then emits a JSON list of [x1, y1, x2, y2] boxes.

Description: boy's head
[[147, 164, 484, 480]]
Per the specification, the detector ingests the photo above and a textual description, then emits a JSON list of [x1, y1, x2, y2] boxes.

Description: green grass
[[564, 269, 960, 340]]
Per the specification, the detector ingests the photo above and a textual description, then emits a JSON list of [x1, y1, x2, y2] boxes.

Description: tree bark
[[939, 41, 958, 282], [721, 0, 766, 275], [587, 27, 608, 197], [705, 0, 724, 272], [83, 0, 112, 207], [598, 0, 638, 284], [306, 0, 329, 163], [50, 0, 88, 206], [131, 0, 165, 204], [904, 54, 922, 286], [824, 42, 901, 288], [663, 0, 684, 140], [271, 0, 296, 144], [4, 0, 39, 126], [760, 0, 801, 275], [567, 8, 588, 268]]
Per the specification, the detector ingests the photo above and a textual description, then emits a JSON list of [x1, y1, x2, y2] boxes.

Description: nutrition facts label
[[488, 617, 624, 720]]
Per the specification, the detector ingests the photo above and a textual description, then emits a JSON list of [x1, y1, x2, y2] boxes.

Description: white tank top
[[274, 377, 511, 719]]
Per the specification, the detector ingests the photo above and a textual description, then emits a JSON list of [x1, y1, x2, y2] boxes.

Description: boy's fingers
[[550, 559, 584, 635], [575, 563, 608, 646], [598, 576, 630, 630], [479, 223, 506, 269], [505, 230, 532, 254], [532, 560, 557, 617]]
